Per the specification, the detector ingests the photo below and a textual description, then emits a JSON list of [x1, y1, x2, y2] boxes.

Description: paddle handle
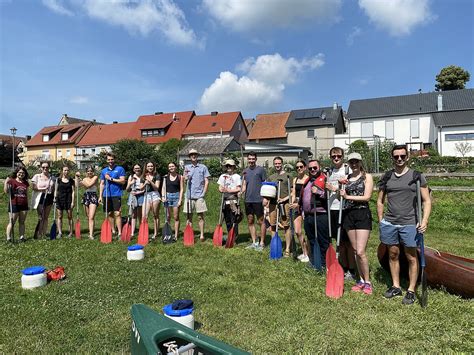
[[335, 186, 344, 256]]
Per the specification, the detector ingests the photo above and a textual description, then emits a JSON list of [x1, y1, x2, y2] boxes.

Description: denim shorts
[[379, 219, 417, 248], [166, 192, 180, 207], [145, 190, 161, 203]]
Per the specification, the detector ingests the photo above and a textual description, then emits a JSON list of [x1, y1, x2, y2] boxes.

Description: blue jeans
[[304, 212, 330, 271]]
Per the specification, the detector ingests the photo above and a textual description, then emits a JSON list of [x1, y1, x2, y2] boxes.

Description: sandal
[[284, 251, 291, 258]]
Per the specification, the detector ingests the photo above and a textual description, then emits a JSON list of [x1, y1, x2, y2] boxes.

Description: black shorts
[[245, 202, 264, 218], [103, 197, 122, 213], [343, 208, 373, 231], [329, 210, 349, 241], [9, 204, 29, 213], [39, 193, 54, 207]]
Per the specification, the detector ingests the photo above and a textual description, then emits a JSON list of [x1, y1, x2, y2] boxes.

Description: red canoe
[[377, 243, 474, 298]]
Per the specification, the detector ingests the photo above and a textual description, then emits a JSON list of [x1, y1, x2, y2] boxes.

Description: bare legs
[[347, 229, 370, 282]]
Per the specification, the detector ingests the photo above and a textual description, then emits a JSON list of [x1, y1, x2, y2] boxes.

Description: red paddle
[[100, 180, 112, 244], [213, 193, 225, 246], [137, 191, 149, 246], [325, 191, 344, 299]]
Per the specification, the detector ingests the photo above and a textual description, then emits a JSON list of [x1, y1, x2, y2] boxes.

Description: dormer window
[[42, 135, 50, 142], [141, 129, 166, 137], [62, 133, 69, 141]]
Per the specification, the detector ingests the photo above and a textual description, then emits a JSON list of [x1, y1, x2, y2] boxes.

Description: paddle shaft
[[7, 184, 14, 242], [335, 185, 344, 258], [288, 176, 297, 259], [416, 180, 428, 308]]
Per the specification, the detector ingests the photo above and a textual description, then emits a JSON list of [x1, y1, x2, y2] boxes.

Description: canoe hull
[[377, 243, 474, 298]]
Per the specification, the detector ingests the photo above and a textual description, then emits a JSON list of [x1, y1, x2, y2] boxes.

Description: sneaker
[[246, 242, 258, 250], [363, 283, 373, 295], [20, 236, 26, 243], [255, 244, 264, 251], [89, 235, 94, 240], [344, 271, 356, 281], [351, 281, 365, 292], [6, 237, 12, 243], [300, 255, 310, 263], [384, 286, 403, 299], [402, 290, 416, 305], [297, 254, 305, 260]]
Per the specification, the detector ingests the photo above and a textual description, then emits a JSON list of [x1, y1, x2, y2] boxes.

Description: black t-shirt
[[165, 174, 181, 193]]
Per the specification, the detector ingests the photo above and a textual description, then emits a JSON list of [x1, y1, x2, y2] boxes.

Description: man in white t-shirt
[[325, 147, 356, 280], [217, 159, 242, 241]]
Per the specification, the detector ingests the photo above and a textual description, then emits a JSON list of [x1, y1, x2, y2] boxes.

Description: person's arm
[[31, 175, 40, 191], [126, 175, 134, 192], [341, 174, 373, 202], [161, 175, 166, 199], [4, 177, 11, 193], [113, 174, 126, 186], [98, 178, 104, 204], [178, 175, 184, 206], [203, 177, 209, 196], [376, 190, 386, 222], [81, 175, 98, 189], [71, 180, 75, 209], [418, 186, 432, 233]]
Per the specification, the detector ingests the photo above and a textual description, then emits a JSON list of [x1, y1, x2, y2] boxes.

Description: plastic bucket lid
[[128, 245, 144, 251], [163, 304, 193, 317], [22, 266, 46, 275], [262, 182, 277, 187]]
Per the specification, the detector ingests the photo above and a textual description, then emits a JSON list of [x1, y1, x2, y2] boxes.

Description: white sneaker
[[300, 255, 310, 263]]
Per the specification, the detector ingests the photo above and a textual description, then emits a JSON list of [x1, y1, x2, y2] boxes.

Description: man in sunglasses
[[325, 147, 356, 280], [377, 145, 432, 305]]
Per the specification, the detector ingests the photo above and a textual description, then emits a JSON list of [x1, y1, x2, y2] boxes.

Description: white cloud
[[198, 53, 325, 113], [359, 0, 436, 37], [42, 0, 74, 16], [69, 96, 89, 104], [42, 0, 201, 47], [346, 26, 362, 46], [202, 0, 342, 32], [358, 78, 369, 85]]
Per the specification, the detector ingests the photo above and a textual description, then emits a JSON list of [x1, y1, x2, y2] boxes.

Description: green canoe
[[131, 304, 249, 354]]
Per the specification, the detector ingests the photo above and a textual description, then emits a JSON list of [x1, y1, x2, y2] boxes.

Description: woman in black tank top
[[291, 160, 310, 262], [161, 162, 184, 241]]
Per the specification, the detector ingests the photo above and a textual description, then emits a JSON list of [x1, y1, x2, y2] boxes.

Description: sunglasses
[[393, 155, 407, 160], [296, 165, 305, 169], [308, 166, 319, 171], [348, 160, 360, 164], [41, 166, 49, 169], [331, 155, 342, 159], [225, 165, 234, 168]]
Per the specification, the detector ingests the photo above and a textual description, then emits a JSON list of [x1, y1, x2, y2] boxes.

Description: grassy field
[[0, 183, 473, 353]]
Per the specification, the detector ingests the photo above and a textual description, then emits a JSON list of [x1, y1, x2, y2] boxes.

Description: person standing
[[31, 162, 55, 239], [183, 149, 210, 241], [340, 153, 374, 295], [290, 160, 310, 262], [76, 166, 99, 240], [99, 152, 126, 240], [325, 147, 356, 280], [55, 165, 75, 238], [241, 151, 267, 250], [4, 167, 29, 242], [217, 159, 242, 242], [267, 157, 292, 257], [142, 161, 161, 240], [377, 145, 432, 305], [299, 159, 329, 271], [125, 164, 145, 240], [161, 162, 184, 241]]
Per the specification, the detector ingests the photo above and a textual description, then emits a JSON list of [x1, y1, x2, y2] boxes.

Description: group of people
[[4, 144, 431, 304]]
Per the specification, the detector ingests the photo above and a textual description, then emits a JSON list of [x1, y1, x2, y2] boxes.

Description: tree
[[455, 142, 472, 157], [435, 65, 470, 91], [155, 139, 187, 175]]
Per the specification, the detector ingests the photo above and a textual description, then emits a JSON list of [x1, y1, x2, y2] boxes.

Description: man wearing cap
[[184, 149, 211, 241], [217, 159, 242, 242], [242, 151, 267, 250]]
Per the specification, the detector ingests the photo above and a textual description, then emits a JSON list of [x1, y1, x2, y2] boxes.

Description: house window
[[445, 133, 474, 141], [58, 150, 63, 157], [66, 149, 71, 157], [91, 148, 96, 154], [42, 135, 49, 142], [307, 129, 315, 138], [82, 149, 86, 156], [141, 129, 165, 137], [361, 122, 373, 138], [42, 149, 50, 156], [61, 133, 69, 140], [385, 121, 394, 140], [410, 119, 419, 138]]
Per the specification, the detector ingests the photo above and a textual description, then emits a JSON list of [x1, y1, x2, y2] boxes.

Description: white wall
[[438, 125, 474, 157]]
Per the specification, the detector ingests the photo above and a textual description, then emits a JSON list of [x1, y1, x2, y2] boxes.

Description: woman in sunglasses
[[161, 162, 184, 242], [290, 160, 310, 262], [126, 164, 145, 239], [31, 162, 55, 238], [4, 167, 30, 242], [340, 153, 374, 295], [76, 166, 99, 239]]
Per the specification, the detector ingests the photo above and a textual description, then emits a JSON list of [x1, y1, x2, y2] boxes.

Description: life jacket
[[298, 173, 327, 211]]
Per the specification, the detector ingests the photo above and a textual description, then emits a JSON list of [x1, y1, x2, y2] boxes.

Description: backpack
[[378, 169, 432, 196]]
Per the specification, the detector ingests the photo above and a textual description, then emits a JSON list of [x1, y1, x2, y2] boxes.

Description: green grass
[[0, 184, 473, 353]]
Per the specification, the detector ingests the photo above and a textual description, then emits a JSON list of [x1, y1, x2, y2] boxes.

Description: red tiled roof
[[128, 111, 195, 144], [77, 122, 135, 146], [26, 123, 91, 147], [183, 112, 242, 135], [248, 112, 290, 140]]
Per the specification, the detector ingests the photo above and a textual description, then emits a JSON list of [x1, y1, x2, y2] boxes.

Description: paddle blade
[[312, 241, 322, 271], [269, 233, 283, 260], [213, 225, 223, 247], [183, 224, 194, 246], [50, 221, 57, 240], [326, 244, 336, 270], [162, 222, 173, 243], [100, 219, 112, 244], [420, 269, 428, 308], [75, 219, 81, 239], [121, 220, 131, 243], [225, 226, 236, 249], [326, 261, 345, 299], [137, 219, 149, 246], [33, 220, 41, 239]]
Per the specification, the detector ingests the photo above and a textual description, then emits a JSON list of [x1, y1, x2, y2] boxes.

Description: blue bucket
[[128, 245, 144, 251], [21, 266, 46, 276], [163, 304, 193, 317]]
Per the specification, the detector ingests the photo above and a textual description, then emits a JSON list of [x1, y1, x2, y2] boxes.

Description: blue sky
[[1, 0, 473, 136]]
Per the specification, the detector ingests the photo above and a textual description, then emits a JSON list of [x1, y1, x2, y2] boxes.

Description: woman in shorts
[[291, 160, 310, 262], [56, 165, 76, 238], [4, 167, 29, 242], [31, 161, 55, 239], [161, 162, 184, 241], [126, 164, 145, 239], [76, 166, 98, 239], [142, 161, 161, 240], [340, 153, 374, 295]]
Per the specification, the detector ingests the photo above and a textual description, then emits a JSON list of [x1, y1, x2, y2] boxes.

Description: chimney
[[26, 135, 31, 141], [155, 111, 163, 115], [333, 102, 338, 110], [437, 94, 443, 111], [62, 113, 68, 119], [211, 111, 218, 116], [113, 121, 118, 124], [172, 113, 178, 121]]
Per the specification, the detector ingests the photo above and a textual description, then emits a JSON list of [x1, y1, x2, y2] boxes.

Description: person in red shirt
[[4, 167, 29, 242]]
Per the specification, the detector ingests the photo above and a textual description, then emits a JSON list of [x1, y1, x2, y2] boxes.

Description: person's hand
[[338, 177, 348, 185], [105, 173, 112, 181], [417, 221, 428, 233], [290, 202, 298, 209], [98, 197, 103, 205], [325, 182, 337, 192], [177, 200, 182, 207], [71, 202, 74, 209]]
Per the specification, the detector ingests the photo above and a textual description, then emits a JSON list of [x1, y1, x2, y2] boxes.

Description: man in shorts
[[325, 147, 356, 280], [267, 156, 292, 257], [377, 144, 431, 305], [241, 151, 266, 250], [99, 152, 126, 240], [183, 149, 210, 241]]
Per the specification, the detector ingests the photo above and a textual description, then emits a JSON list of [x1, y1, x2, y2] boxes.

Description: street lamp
[[10, 127, 17, 169]]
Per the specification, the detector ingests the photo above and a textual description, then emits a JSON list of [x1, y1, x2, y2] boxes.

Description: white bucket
[[260, 182, 277, 198], [163, 304, 194, 329], [127, 245, 145, 260], [21, 266, 47, 289]]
